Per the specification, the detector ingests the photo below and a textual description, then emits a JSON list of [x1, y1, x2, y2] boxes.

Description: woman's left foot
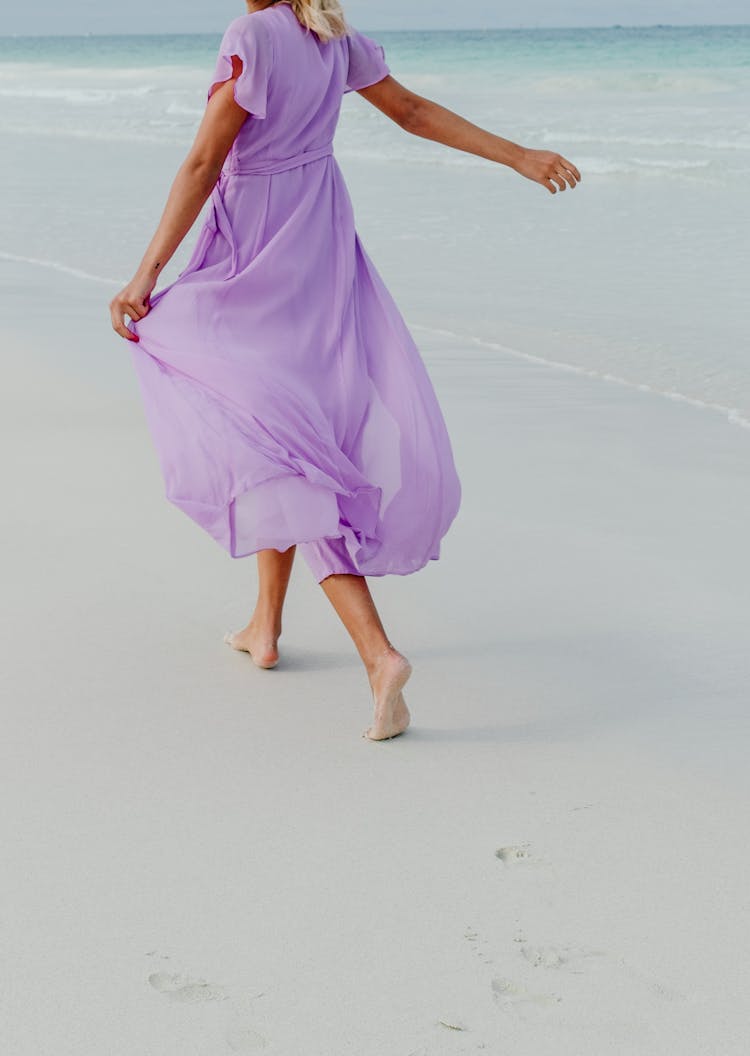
[[223, 617, 280, 669], [363, 649, 412, 740]]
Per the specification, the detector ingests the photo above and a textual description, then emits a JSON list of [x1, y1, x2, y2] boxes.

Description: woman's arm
[[110, 69, 248, 342], [357, 76, 581, 194]]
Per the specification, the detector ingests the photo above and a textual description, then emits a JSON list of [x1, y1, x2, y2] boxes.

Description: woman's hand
[[109, 273, 157, 342], [513, 148, 581, 194]]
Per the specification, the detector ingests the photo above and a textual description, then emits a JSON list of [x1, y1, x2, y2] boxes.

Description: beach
[[2, 260, 749, 1053], [2, 23, 750, 1055]]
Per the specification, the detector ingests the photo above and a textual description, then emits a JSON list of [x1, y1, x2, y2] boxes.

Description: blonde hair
[[276, 0, 349, 42]]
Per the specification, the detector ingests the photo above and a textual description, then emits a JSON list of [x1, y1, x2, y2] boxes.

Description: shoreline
[[4, 250, 749, 433]]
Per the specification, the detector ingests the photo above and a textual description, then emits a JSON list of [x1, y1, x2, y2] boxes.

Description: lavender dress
[[129, 4, 461, 582]]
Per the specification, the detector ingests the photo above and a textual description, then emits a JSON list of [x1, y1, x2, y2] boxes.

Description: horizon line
[[2, 22, 750, 39]]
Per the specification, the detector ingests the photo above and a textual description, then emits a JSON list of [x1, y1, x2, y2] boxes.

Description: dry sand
[[2, 261, 749, 1055]]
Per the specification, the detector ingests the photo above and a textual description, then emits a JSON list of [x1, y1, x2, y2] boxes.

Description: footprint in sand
[[491, 976, 561, 1012], [519, 943, 683, 1003], [495, 844, 534, 866], [464, 925, 495, 964], [521, 945, 567, 969], [148, 971, 229, 1004]]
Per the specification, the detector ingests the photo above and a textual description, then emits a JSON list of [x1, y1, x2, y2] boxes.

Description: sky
[[2, 0, 749, 35]]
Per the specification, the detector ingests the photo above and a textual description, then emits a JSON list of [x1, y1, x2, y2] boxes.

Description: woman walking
[[109, 0, 580, 741]]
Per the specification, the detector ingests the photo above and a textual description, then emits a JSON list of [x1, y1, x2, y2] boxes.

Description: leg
[[224, 545, 296, 668], [319, 572, 412, 740]]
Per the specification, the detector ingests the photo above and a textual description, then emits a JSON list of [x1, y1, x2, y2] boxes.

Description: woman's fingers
[[109, 277, 157, 341], [550, 155, 582, 191], [109, 296, 142, 342], [543, 167, 579, 193], [516, 148, 582, 193], [125, 299, 148, 320], [561, 156, 582, 182], [112, 317, 139, 342], [112, 318, 139, 342], [541, 153, 582, 192], [557, 161, 580, 189]]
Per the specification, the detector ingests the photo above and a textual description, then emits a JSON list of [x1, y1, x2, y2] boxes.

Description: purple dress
[[129, 4, 461, 582]]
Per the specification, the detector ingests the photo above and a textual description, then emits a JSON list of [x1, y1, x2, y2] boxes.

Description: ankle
[[363, 642, 404, 677], [250, 606, 282, 637]]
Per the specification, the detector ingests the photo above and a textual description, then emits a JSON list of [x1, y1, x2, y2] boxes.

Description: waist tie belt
[[222, 142, 334, 177], [208, 144, 334, 278]]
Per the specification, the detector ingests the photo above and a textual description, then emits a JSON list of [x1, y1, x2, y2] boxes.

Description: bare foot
[[223, 617, 280, 669], [363, 648, 412, 741]]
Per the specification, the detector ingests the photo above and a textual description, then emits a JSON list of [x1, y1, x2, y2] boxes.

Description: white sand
[[2, 261, 749, 1055]]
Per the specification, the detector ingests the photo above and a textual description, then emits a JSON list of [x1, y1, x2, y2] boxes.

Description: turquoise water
[[0, 25, 748, 423], [1, 24, 749, 69], [1, 25, 747, 162]]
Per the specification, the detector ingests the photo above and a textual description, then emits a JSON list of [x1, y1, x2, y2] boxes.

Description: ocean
[[1, 24, 748, 424]]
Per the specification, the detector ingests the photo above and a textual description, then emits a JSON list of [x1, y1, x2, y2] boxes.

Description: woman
[[109, 0, 580, 742]]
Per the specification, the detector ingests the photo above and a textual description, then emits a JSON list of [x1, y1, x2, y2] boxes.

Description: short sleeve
[[207, 15, 273, 118], [344, 28, 390, 93]]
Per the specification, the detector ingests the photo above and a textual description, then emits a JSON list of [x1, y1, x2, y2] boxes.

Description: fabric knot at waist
[[220, 142, 334, 178]]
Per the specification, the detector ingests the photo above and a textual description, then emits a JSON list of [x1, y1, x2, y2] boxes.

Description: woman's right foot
[[223, 616, 280, 669], [363, 648, 412, 740]]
